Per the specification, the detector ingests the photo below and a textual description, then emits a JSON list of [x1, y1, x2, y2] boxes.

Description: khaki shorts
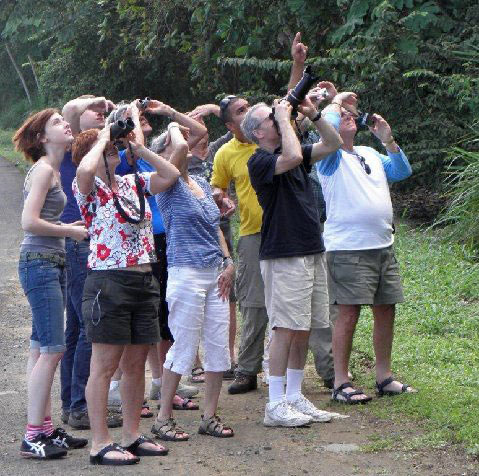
[[326, 246, 404, 306], [260, 253, 329, 331]]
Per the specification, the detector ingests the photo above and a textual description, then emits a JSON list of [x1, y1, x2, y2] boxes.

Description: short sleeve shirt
[[247, 145, 325, 260], [72, 173, 156, 269], [210, 137, 261, 236], [156, 176, 222, 269]]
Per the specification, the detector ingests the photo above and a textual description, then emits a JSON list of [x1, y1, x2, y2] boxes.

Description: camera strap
[[102, 145, 146, 224]]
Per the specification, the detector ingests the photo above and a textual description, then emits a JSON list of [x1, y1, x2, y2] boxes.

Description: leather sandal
[[151, 417, 189, 441], [332, 382, 372, 405], [376, 376, 416, 396], [90, 443, 139, 466], [124, 434, 168, 456], [198, 414, 234, 438]]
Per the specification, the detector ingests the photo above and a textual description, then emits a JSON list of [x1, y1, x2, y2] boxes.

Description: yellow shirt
[[210, 137, 262, 236]]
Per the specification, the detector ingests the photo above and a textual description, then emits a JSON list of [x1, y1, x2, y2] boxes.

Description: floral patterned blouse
[[72, 173, 156, 270]]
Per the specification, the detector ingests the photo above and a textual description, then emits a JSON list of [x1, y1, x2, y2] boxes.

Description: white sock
[[152, 378, 162, 386], [109, 380, 120, 391], [286, 368, 304, 401], [269, 375, 285, 403]]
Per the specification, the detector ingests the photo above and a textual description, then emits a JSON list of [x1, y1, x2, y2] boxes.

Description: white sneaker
[[264, 399, 312, 427], [107, 386, 121, 408], [288, 394, 332, 423]]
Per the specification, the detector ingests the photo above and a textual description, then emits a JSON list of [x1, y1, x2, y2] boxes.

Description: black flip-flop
[[124, 435, 168, 456], [90, 443, 139, 466]]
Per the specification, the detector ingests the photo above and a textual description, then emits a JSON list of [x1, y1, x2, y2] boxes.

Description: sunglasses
[[351, 152, 371, 175], [219, 95, 238, 119]]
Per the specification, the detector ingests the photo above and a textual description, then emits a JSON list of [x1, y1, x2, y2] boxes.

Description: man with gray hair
[[244, 96, 343, 427]]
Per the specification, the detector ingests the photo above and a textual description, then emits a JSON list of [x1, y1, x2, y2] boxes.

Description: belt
[[20, 252, 66, 267]]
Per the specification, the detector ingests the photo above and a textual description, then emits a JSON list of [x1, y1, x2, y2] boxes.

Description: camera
[[286, 65, 319, 117], [110, 117, 135, 140], [355, 111, 375, 130], [138, 97, 151, 110]]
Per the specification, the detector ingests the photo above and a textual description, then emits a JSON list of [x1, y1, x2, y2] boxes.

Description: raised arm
[[128, 142, 181, 194], [287, 32, 308, 91], [76, 125, 111, 195], [22, 163, 87, 240], [145, 100, 207, 148], [62, 96, 115, 136], [166, 122, 190, 173], [297, 96, 343, 163], [274, 100, 304, 175]]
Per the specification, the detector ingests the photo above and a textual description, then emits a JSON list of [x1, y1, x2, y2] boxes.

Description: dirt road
[[0, 156, 476, 475]]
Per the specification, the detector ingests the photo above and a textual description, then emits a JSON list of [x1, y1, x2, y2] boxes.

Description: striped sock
[[42, 416, 54, 437], [25, 423, 44, 441]]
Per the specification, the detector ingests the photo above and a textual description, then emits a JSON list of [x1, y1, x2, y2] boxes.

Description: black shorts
[[151, 233, 174, 341], [82, 269, 161, 345]]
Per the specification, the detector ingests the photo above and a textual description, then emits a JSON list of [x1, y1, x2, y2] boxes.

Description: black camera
[[110, 117, 135, 140], [286, 65, 319, 117], [138, 97, 151, 110], [355, 111, 375, 129]]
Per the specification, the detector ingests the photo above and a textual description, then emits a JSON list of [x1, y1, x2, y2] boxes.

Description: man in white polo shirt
[[317, 83, 416, 404]]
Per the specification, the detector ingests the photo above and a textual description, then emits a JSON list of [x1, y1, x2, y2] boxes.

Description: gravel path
[[0, 156, 476, 475]]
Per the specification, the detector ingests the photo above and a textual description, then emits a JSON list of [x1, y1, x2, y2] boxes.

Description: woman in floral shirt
[[72, 123, 179, 466]]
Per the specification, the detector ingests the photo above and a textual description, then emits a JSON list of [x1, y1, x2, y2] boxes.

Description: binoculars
[[110, 117, 135, 140], [139, 97, 151, 110]]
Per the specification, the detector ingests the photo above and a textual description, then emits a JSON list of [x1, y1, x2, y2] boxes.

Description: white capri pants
[[164, 266, 230, 375]]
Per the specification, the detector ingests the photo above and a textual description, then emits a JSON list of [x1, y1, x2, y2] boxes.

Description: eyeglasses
[[219, 95, 238, 119], [351, 152, 371, 175]]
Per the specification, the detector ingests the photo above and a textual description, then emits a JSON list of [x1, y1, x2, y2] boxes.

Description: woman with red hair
[[14, 109, 89, 460], [72, 117, 180, 466]]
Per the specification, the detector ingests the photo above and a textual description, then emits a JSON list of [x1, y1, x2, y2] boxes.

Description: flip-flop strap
[[97, 443, 127, 458], [128, 435, 155, 452]]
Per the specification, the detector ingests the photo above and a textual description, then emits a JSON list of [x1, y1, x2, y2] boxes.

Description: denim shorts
[[18, 255, 67, 353]]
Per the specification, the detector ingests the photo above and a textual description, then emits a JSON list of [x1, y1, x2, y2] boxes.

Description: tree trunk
[[27, 54, 40, 94], [4, 43, 32, 105]]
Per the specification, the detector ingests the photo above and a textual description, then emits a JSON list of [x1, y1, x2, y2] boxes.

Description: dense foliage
[[1, 0, 478, 188]]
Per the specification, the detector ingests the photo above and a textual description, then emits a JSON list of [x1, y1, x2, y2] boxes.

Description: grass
[[340, 223, 479, 454], [0, 129, 29, 173], [3, 121, 477, 454]]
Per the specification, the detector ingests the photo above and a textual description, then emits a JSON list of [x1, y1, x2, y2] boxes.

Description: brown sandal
[[198, 414, 234, 438], [151, 417, 189, 442]]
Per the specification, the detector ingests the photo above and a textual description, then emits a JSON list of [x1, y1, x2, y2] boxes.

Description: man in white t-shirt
[[317, 83, 416, 404]]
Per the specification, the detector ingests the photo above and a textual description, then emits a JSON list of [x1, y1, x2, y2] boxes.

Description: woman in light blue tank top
[[14, 109, 88, 460]]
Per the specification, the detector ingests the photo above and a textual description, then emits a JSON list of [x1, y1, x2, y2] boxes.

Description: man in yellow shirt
[[211, 95, 268, 394]]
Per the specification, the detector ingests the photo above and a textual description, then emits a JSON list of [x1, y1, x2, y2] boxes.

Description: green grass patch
[[0, 129, 29, 173], [344, 223, 479, 453]]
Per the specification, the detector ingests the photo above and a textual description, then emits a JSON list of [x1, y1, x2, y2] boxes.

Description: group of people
[[14, 32, 415, 466]]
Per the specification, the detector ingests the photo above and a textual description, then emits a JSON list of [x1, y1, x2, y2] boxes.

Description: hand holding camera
[[297, 95, 318, 121], [274, 100, 293, 123], [368, 114, 394, 144]]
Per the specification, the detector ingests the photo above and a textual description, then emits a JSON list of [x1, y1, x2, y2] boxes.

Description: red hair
[[12, 108, 59, 162], [71, 129, 100, 166]]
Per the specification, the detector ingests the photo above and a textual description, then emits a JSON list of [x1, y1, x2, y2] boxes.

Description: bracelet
[[223, 257, 234, 268], [382, 136, 395, 147], [311, 111, 322, 122]]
